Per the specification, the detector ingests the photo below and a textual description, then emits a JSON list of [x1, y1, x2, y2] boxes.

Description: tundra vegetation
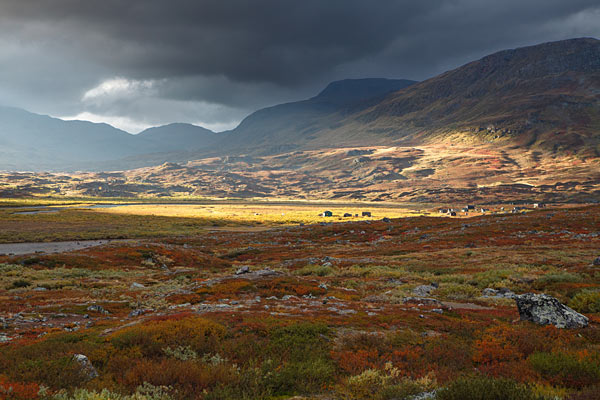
[[0, 201, 598, 399]]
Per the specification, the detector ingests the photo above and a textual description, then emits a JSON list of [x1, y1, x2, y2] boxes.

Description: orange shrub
[[332, 349, 381, 374], [120, 359, 237, 398], [0, 376, 40, 400]]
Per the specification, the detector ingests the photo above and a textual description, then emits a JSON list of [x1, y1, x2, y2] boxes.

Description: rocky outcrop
[[412, 284, 438, 297], [73, 354, 98, 380], [515, 293, 588, 328]]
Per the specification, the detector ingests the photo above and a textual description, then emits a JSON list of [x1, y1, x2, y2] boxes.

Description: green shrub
[[436, 283, 480, 300], [269, 357, 335, 395], [268, 323, 330, 362], [470, 269, 513, 288], [529, 351, 600, 388], [436, 376, 547, 400], [569, 290, 600, 313], [9, 279, 32, 289], [295, 264, 335, 276], [537, 272, 583, 285], [337, 365, 433, 400], [52, 383, 174, 400], [266, 323, 335, 395]]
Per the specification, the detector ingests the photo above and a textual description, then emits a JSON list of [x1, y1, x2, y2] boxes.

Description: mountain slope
[[335, 38, 600, 155], [137, 123, 219, 151], [217, 78, 416, 154]]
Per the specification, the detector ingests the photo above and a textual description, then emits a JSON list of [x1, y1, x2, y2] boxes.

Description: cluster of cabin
[[320, 211, 372, 218], [438, 203, 546, 217]]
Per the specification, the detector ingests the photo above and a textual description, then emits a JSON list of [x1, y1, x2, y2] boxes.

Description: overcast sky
[[0, 0, 599, 133]]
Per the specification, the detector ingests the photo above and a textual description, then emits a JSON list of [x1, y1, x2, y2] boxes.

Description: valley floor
[[0, 202, 599, 399]]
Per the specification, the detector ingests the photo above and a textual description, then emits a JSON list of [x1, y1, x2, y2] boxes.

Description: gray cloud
[[0, 0, 598, 132]]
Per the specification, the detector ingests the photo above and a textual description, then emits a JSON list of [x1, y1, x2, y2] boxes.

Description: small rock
[[235, 266, 250, 275], [130, 282, 145, 289], [483, 287, 516, 299], [254, 268, 280, 277], [431, 308, 443, 314], [0, 334, 12, 343], [87, 305, 109, 315], [33, 286, 48, 291], [73, 354, 98, 380], [318, 283, 328, 290], [593, 257, 600, 266], [410, 390, 438, 400], [515, 293, 588, 329], [403, 297, 441, 306], [128, 309, 150, 317], [382, 217, 391, 223]]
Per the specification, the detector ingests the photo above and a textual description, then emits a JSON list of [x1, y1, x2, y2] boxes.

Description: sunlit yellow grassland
[[90, 202, 428, 225], [0, 198, 436, 242]]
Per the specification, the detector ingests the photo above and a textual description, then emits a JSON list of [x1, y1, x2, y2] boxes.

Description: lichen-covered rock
[[73, 354, 98, 380], [515, 293, 588, 328], [482, 287, 516, 299], [412, 284, 437, 297], [235, 266, 250, 275]]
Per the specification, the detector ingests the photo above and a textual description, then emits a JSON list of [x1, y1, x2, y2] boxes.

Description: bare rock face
[[73, 354, 98, 380], [515, 293, 588, 329]]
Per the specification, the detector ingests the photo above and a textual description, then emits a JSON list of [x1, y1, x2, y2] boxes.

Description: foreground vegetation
[[0, 204, 598, 399]]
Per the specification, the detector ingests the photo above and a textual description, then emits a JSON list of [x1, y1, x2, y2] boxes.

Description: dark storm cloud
[[0, 0, 599, 132]]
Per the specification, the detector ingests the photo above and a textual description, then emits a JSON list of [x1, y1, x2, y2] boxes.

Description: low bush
[[0, 376, 41, 400], [52, 383, 174, 400], [569, 290, 600, 313], [528, 351, 600, 388], [110, 316, 225, 358], [436, 376, 548, 400], [266, 323, 335, 395], [295, 263, 335, 276], [436, 283, 480, 300], [9, 279, 32, 289], [336, 364, 434, 400]]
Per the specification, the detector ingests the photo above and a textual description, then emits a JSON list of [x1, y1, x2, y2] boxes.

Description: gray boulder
[[515, 293, 588, 328], [235, 266, 250, 275], [73, 354, 98, 380], [593, 257, 600, 266], [413, 284, 437, 297]]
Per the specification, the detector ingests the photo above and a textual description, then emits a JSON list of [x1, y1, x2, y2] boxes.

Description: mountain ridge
[[1, 37, 600, 171]]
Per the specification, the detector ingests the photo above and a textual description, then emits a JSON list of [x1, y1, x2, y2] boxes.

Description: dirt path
[[0, 240, 117, 256]]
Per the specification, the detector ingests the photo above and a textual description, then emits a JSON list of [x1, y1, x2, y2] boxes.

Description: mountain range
[[0, 37, 599, 173]]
